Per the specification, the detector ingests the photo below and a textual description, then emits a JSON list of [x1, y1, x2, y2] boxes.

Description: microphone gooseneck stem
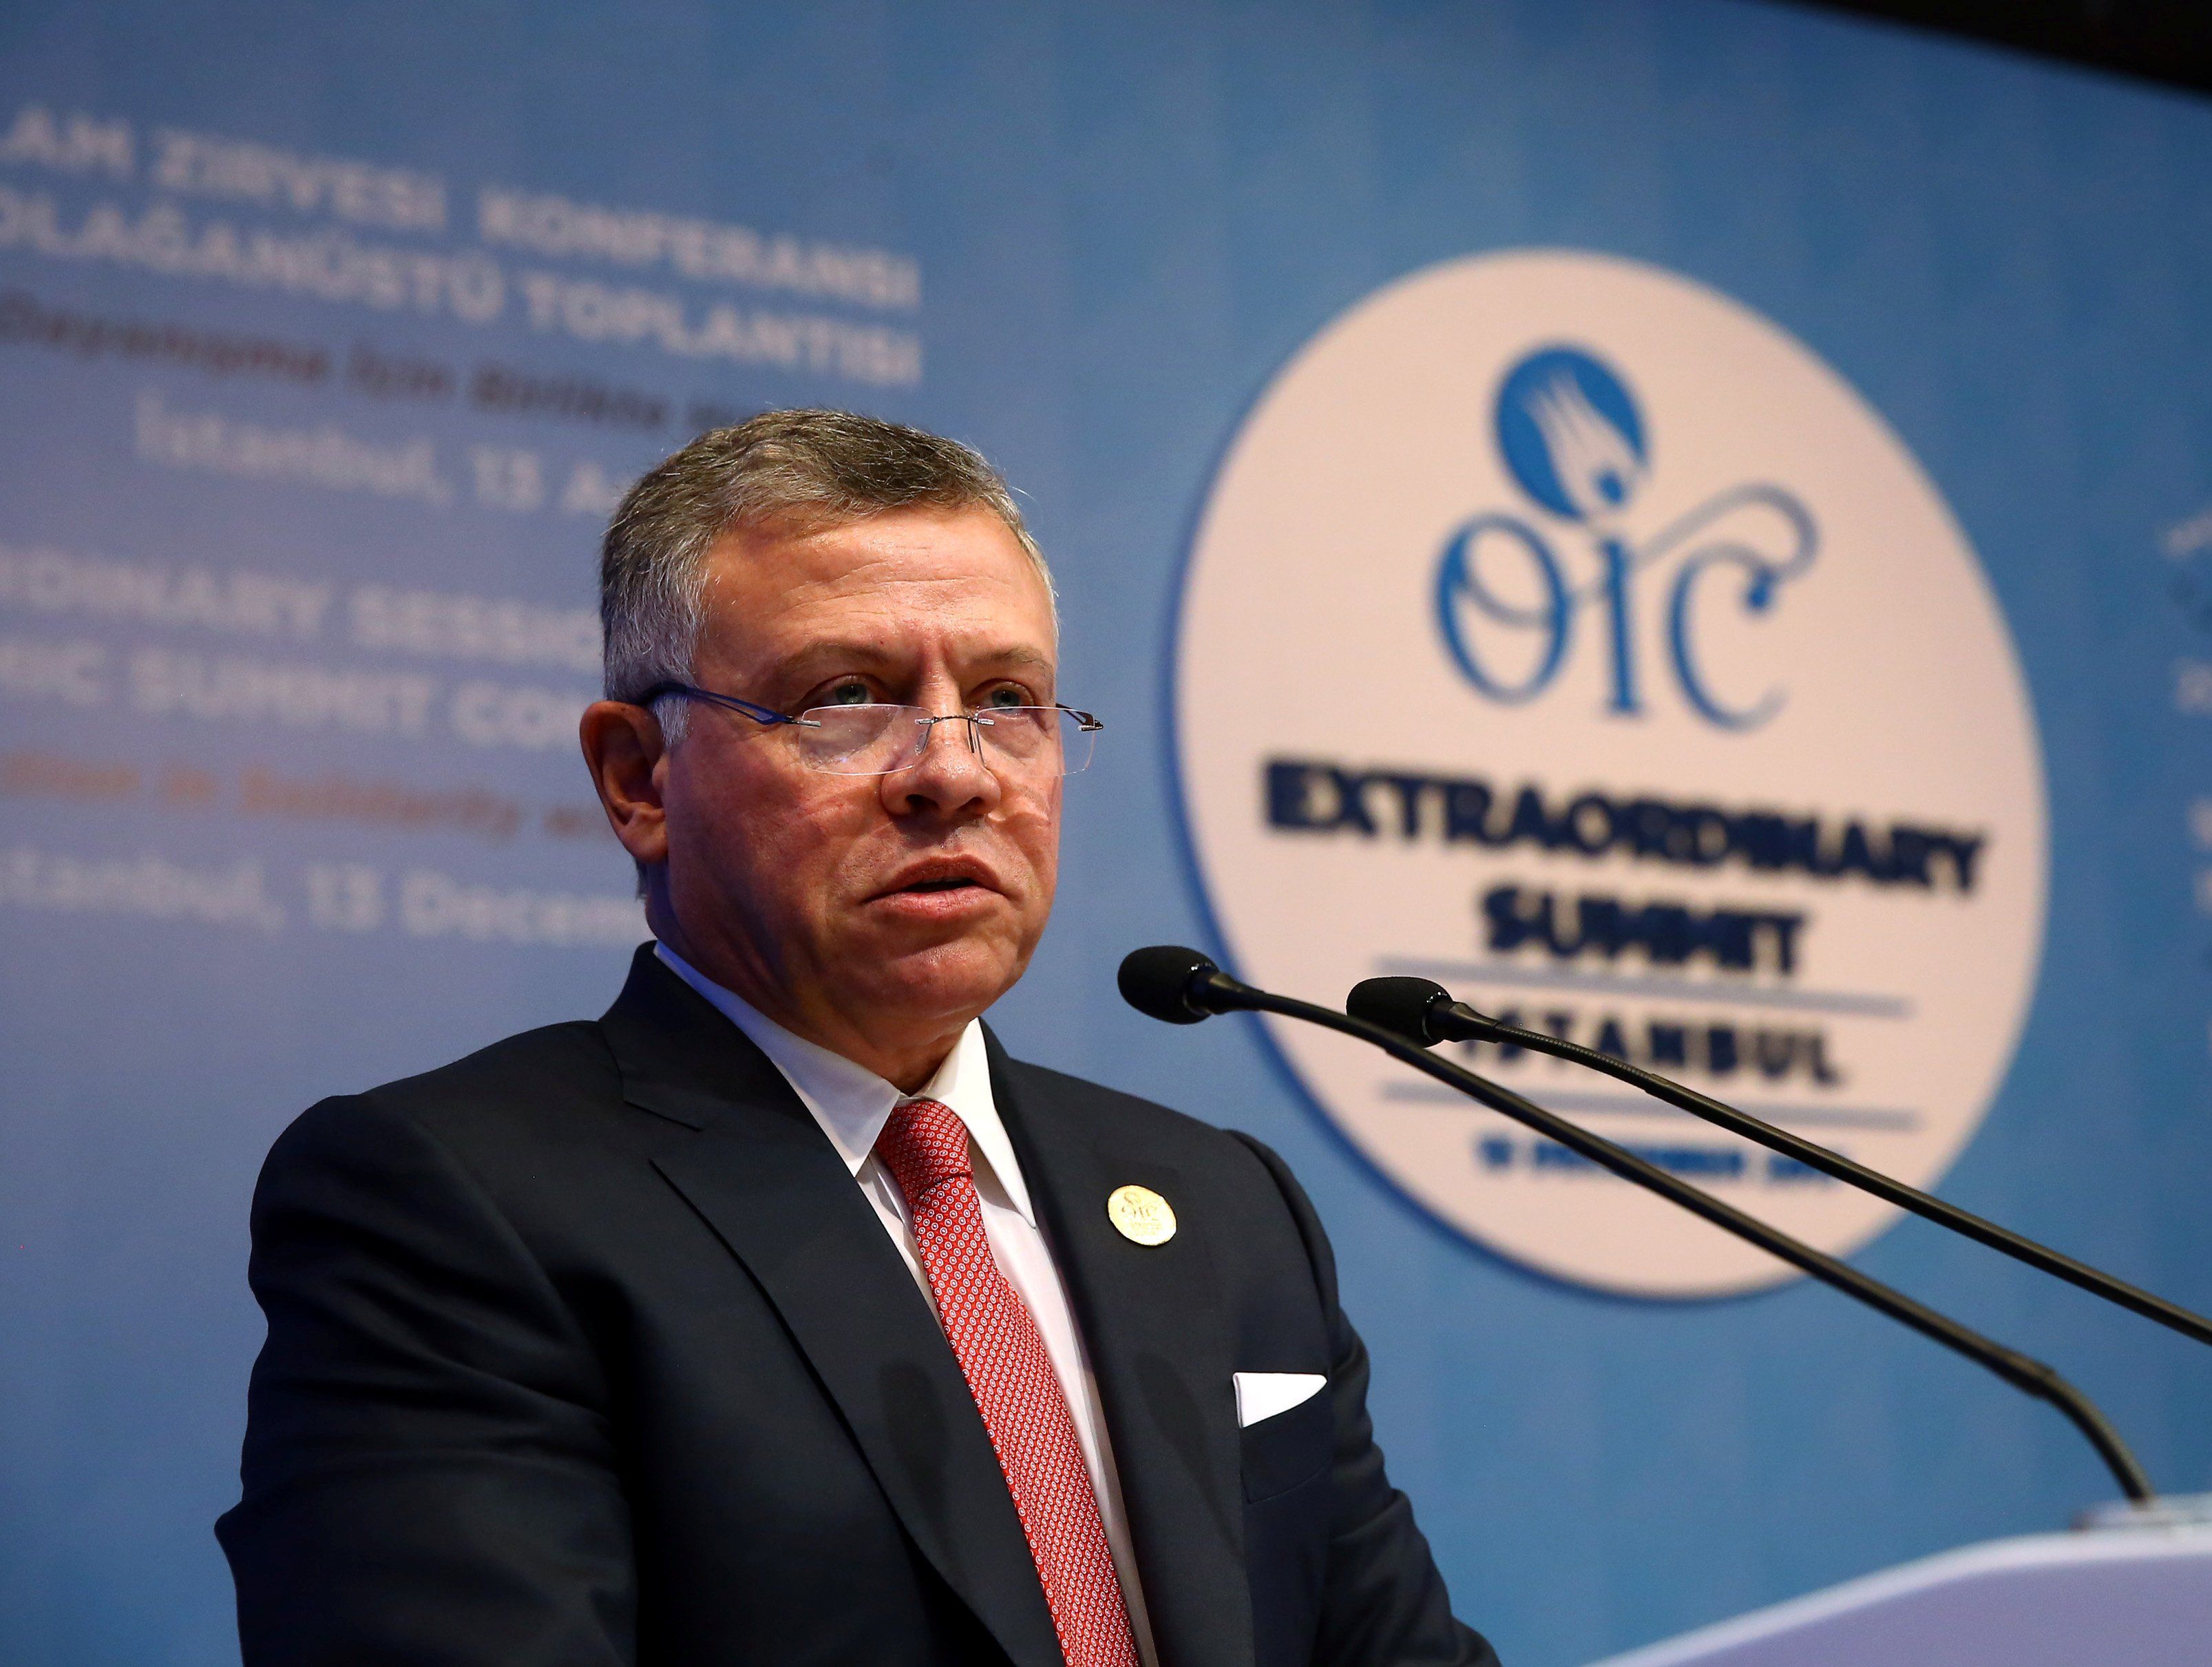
[[1221, 980, 2156, 1503], [1460, 1012, 2212, 1350]]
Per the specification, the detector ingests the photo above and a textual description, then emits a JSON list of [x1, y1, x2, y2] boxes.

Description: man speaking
[[218, 410, 1495, 1667]]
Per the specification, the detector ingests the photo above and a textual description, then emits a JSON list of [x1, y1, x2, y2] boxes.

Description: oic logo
[[1438, 341, 1815, 732], [1175, 249, 2047, 1298]]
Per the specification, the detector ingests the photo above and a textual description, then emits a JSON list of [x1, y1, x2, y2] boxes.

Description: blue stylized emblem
[[1495, 348, 1647, 519], [1436, 343, 1815, 728]]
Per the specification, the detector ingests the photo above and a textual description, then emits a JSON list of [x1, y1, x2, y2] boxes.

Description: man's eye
[[979, 687, 1031, 710], [823, 681, 874, 707]]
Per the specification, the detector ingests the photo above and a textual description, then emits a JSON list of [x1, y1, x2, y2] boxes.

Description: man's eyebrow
[[777, 640, 896, 670], [776, 641, 1055, 672]]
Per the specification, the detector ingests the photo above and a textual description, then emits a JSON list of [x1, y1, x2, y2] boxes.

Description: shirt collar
[[654, 940, 1035, 1227]]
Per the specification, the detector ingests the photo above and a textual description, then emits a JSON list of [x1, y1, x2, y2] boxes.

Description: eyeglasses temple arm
[[635, 682, 795, 727]]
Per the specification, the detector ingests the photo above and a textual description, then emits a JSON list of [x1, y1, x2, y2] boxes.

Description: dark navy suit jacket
[[218, 946, 1496, 1667]]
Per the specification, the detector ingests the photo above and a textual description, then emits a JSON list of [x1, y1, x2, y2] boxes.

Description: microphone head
[[1118, 945, 1224, 1025], [1346, 976, 1455, 1045]]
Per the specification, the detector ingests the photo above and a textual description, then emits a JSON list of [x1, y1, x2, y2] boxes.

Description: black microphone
[[1120, 946, 2156, 1503], [1348, 975, 2212, 1352], [1117, 944, 1256, 1023]]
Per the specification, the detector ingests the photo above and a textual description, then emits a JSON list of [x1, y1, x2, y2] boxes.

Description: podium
[[1591, 1519, 2212, 1666]]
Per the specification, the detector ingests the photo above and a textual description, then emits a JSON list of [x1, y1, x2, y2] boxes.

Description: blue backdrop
[[3, 3, 2210, 1664]]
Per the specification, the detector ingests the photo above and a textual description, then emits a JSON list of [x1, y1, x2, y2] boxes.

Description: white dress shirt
[[655, 943, 1158, 1666]]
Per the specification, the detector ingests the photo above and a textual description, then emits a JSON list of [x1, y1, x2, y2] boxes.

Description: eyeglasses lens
[[791, 706, 1093, 777]]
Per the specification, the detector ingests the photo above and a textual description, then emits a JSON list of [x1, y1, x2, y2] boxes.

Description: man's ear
[[580, 699, 670, 869]]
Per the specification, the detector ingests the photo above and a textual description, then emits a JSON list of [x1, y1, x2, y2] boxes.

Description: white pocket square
[[1234, 1371, 1327, 1427]]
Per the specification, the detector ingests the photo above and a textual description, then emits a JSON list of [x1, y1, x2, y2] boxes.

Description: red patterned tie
[[875, 1097, 1142, 1667]]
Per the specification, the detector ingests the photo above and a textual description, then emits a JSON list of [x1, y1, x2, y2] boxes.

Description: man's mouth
[[873, 858, 1000, 901]]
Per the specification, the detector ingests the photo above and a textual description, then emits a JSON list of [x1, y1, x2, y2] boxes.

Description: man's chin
[[856, 931, 1027, 1023]]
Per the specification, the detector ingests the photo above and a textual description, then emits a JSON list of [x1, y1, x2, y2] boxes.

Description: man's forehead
[[698, 505, 1055, 663]]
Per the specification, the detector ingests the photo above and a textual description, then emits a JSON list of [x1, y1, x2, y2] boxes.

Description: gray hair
[[601, 408, 1052, 744]]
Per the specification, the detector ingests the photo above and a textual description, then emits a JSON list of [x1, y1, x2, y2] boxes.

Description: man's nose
[[883, 712, 1001, 817]]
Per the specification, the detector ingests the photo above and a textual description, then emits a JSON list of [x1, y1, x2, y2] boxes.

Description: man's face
[[654, 505, 1062, 1062]]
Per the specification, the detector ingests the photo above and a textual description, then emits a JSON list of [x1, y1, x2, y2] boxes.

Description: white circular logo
[[1175, 249, 2047, 1297]]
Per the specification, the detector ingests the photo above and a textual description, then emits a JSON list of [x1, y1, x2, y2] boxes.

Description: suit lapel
[[989, 1030, 1254, 1667], [601, 951, 1064, 1667]]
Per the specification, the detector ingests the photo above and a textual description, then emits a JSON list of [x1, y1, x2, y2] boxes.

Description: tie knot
[[876, 1096, 973, 1201]]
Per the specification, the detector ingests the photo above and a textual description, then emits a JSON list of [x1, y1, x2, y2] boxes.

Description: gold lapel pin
[[1107, 1184, 1176, 1246]]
